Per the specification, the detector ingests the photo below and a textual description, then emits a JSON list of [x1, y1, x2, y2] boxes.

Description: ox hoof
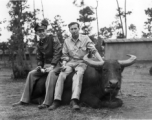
[[102, 98, 123, 109]]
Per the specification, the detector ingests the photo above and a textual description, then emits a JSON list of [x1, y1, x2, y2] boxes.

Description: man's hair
[[68, 22, 80, 29]]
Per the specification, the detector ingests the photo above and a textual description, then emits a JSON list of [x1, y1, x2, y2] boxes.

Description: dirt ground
[[0, 61, 152, 120]]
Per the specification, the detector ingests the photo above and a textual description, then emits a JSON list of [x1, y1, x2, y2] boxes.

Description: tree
[[49, 15, 66, 43], [77, 6, 96, 35], [99, 27, 114, 39], [116, 0, 124, 38], [0, 28, 1, 37], [0, 18, 7, 37], [99, 20, 122, 39], [99, 4, 132, 39], [128, 24, 137, 38], [7, 0, 38, 78], [142, 8, 152, 38], [0, 42, 8, 56], [73, 0, 96, 35], [73, 0, 103, 56], [115, 0, 132, 38]]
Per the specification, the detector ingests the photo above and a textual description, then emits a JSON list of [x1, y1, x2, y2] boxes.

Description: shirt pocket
[[79, 47, 87, 57], [68, 47, 76, 57]]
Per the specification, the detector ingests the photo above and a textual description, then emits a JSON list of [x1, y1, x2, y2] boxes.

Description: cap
[[41, 19, 49, 27], [34, 19, 48, 32]]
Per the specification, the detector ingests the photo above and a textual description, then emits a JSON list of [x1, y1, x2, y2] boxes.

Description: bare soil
[[0, 62, 152, 120]]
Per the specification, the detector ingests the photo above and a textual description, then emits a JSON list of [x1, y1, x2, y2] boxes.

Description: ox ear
[[118, 54, 137, 67]]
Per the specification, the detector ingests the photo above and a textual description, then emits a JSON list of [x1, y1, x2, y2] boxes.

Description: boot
[[12, 101, 28, 107], [70, 99, 80, 110], [48, 100, 61, 110], [38, 104, 49, 109]]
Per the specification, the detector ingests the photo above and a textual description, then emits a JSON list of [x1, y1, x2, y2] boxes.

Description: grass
[[0, 62, 152, 119]]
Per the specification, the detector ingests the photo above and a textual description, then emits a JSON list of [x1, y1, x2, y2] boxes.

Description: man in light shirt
[[49, 22, 104, 110]]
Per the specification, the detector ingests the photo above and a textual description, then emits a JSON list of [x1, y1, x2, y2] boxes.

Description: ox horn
[[83, 53, 104, 67], [118, 54, 137, 67]]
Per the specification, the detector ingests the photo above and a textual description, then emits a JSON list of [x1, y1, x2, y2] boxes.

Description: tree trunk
[[124, 0, 127, 38], [95, 0, 99, 38], [116, 0, 125, 37], [11, 2, 31, 79]]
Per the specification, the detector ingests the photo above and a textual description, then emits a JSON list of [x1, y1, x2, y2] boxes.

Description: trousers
[[54, 60, 87, 100], [20, 65, 61, 105]]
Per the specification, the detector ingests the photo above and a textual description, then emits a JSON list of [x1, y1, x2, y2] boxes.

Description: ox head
[[83, 54, 136, 93]]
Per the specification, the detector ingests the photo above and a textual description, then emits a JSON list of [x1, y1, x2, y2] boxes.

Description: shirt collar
[[70, 34, 82, 43]]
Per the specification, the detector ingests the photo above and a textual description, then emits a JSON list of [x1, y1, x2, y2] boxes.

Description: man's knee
[[28, 70, 36, 77], [29, 69, 37, 74], [58, 72, 67, 79], [48, 70, 55, 76], [46, 71, 57, 84], [75, 68, 85, 75]]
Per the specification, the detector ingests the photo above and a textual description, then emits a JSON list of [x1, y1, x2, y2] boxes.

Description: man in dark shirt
[[12, 19, 62, 109]]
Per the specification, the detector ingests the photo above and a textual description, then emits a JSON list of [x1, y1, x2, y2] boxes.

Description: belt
[[70, 57, 83, 61]]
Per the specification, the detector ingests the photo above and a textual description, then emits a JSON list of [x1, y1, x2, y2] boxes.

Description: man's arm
[[36, 46, 44, 67], [61, 41, 70, 63], [59, 41, 70, 71], [86, 36, 104, 62], [51, 36, 62, 67]]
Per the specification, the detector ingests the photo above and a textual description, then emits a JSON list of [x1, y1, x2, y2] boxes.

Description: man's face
[[36, 28, 47, 39], [69, 24, 79, 37]]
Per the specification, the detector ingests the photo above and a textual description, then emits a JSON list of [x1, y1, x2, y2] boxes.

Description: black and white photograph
[[0, 0, 152, 119]]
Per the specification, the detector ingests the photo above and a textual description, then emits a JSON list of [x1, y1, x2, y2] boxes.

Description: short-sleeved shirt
[[62, 34, 95, 61]]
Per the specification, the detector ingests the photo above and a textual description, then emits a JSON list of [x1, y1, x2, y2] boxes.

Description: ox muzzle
[[105, 79, 121, 92]]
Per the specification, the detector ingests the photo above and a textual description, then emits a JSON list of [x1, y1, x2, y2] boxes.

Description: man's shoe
[[38, 104, 49, 109], [70, 99, 80, 110], [12, 101, 28, 107], [48, 100, 61, 110]]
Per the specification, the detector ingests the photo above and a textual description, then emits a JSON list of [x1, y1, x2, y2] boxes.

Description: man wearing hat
[[12, 19, 62, 109]]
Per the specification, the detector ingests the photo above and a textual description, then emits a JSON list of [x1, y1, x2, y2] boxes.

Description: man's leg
[[48, 65, 73, 110], [38, 66, 61, 109], [13, 70, 45, 106], [70, 63, 87, 110]]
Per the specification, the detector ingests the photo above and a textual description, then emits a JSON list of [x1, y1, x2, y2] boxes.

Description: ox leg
[[80, 93, 103, 109], [100, 93, 123, 108], [100, 98, 123, 108]]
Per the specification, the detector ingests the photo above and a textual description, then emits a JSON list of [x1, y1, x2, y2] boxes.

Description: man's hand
[[45, 65, 54, 72], [61, 61, 67, 72], [87, 43, 96, 51], [36, 66, 42, 72], [36, 66, 46, 73]]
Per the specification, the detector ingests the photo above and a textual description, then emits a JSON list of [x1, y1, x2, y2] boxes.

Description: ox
[[31, 54, 136, 109]]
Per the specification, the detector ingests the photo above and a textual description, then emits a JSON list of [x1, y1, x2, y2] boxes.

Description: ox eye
[[102, 68, 107, 73], [117, 68, 121, 72]]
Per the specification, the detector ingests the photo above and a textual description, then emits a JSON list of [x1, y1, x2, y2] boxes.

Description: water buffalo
[[31, 54, 136, 109]]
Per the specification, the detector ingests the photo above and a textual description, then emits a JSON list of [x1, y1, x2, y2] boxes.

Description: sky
[[0, 0, 152, 42]]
